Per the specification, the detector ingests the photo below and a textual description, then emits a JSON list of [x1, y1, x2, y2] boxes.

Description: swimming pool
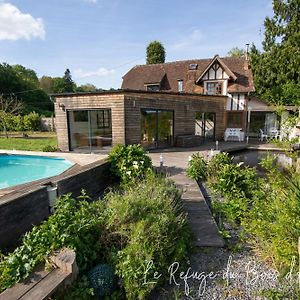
[[0, 154, 74, 189]]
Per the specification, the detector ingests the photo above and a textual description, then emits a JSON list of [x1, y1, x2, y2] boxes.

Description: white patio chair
[[259, 129, 268, 141]]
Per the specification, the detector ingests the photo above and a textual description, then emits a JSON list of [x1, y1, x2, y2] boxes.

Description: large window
[[68, 109, 112, 151], [206, 82, 222, 95]]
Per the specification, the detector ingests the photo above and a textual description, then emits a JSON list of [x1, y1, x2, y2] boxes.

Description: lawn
[[0, 132, 57, 151]]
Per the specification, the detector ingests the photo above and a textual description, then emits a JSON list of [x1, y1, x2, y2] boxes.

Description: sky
[[0, 0, 273, 90]]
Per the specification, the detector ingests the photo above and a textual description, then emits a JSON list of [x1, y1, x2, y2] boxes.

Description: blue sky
[[0, 0, 273, 89]]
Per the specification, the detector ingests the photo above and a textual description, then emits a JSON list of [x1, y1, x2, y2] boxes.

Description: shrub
[[243, 159, 300, 268], [108, 144, 152, 184], [186, 153, 207, 181], [23, 112, 41, 131], [42, 145, 57, 152], [105, 173, 192, 299], [207, 152, 233, 178], [0, 193, 107, 292]]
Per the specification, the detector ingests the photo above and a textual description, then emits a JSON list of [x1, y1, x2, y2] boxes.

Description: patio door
[[141, 109, 174, 149], [195, 112, 215, 140], [67, 109, 112, 151]]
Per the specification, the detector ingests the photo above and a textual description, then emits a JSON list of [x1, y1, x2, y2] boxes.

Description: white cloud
[[0, 2, 45, 41], [74, 67, 115, 78], [171, 29, 203, 50]]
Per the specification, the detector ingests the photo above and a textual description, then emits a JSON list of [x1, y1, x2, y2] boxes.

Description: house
[[54, 55, 257, 152], [122, 55, 255, 133]]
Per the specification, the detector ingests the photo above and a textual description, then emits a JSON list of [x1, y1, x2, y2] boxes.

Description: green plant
[[207, 152, 233, 179], [42, 144, 57, 152], [0, 193, 107, 292], [108, 144, 152, 184], [186, 153, 207, 181], [105, 173, 192, 299]]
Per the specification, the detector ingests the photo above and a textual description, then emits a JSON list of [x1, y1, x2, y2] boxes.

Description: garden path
[[149, 150, 225, 247]]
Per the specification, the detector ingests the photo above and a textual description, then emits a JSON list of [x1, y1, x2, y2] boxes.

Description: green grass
[[0, 132, 57, 151]]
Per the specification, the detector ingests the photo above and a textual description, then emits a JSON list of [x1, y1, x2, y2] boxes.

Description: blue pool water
[[0, 154, 73, 189]]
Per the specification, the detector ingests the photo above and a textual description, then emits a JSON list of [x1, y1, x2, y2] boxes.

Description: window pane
[[227, 112, 243, 128]]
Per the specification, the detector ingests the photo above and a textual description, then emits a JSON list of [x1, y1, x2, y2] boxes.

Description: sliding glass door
[[195, 112, 215, 140], [141, 109, 174, 149], [67, 109, 112, 151]]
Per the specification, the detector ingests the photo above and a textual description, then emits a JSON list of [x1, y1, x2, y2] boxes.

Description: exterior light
[[215, 140, 219, 150], [59, 103, 65, 112], [160, 154, 164, 167]]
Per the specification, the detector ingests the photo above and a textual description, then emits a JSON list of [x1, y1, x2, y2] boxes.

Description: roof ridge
[[132, 56, 245, 68]]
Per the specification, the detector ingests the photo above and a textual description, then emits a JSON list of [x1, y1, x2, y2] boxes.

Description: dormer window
[[145, 83, 160, 91], [206, 82, 222, 95], [178, 80, 183, 92]]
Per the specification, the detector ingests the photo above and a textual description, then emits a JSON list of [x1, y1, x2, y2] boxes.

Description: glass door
[[141, 109, 174, 149], [195, 112, 215, 140], [67, 109, 112, 151]]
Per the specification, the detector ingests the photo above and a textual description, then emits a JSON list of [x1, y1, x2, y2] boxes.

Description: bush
[[186, 153, 207, 181], [105, 173, 192, 299], [42, 145, 57, 152], [207, 152, 233, 178], [0, 193, 107, 292], [23, 112, 41, 131], [243, 159, 300, 268], [108, 144, 152, 184]]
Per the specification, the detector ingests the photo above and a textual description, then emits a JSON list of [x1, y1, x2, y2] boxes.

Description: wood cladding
[[55, 91, 226, 151]]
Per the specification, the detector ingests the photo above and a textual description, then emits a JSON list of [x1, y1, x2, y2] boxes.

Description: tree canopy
[[250, 0, 300, 105], [0, 63, 53, 116], [146, 41, 166, 64], [227, 47, 244, 57]]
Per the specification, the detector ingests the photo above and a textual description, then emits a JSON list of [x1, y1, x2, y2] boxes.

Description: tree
[[0, 63, 53, 115], [0, 95, 23, 138], [39, 76, 54, 94], [63, 69, 75, 92], [146, 41, 166, 64], [250, 0, 300, 105], [227, 47, 244, 57], [76, 84, 97, 92]]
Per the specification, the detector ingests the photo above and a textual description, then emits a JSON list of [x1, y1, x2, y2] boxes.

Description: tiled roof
[[121, 56, 255, 94]]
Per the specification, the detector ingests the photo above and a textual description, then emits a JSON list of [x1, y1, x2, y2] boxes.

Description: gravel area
[[152, 245, 298, 300]]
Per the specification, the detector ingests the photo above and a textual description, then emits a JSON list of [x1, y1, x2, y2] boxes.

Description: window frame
[[205, 81, 223, 95]]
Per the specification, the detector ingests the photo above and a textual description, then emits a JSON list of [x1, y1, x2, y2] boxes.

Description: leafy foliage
[[227, 47, 244, 57], [108, 144, 152, 184], [206, 152, 300, 269], [105, 173, 192, 299], [0, 194, 106, 292], [146, 41, 166, 64], [186, 153, 207, 181], [250, 0, 300, 105], [0, 63, 53, 115]]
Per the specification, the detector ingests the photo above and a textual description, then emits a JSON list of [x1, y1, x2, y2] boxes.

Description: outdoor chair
[[259, 129, 268, 141]]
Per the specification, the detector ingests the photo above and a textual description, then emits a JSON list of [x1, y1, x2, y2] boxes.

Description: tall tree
[[227, 47, 244, 57], [63, 69, 75, 92], [250, 0, 300, 105], [146, 41, 166, 64]]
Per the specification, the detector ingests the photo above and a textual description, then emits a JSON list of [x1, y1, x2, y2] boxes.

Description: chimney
[[244, 43, 250, 70]]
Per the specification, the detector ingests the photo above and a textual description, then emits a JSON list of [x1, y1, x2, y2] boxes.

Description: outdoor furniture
[[269, 128, 280, 139], [259, 129, 268, 141], [224, 128, 245, 142]]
